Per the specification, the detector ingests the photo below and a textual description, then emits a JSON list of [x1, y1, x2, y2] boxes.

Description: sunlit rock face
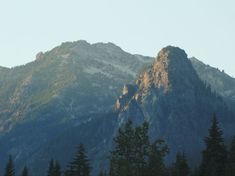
[[115, 46, 235, 165]]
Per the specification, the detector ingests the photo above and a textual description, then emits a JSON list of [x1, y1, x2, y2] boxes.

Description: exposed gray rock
[[115, 46, 235, 165]]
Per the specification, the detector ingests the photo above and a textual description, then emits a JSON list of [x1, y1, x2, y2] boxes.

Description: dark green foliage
[[147, 140, 169, 176], [48, 159, 54, 176], [64, 169, 72, 176], [199, 114, 227, 176], [65, 144, 91, 176], [109, 120, 148, 176], [98, 170, 107, 176], [170, 152, 190, 176], [4, 155, 15, 176], [47, 159, 61, 176], [98, 171, 103, 176], [226, 136, 235, 176], [54, 161, 61, 176], [21, 166, 29, 176], [191, 167, 200, 176], [109, 120, 168, 176]]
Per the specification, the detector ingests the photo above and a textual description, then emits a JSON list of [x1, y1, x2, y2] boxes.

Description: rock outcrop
[[115, 46, 235, 164]]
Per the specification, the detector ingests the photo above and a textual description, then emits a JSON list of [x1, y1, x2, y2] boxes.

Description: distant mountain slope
[[190, 57, 235, 107], [0, 40, 152, 132], [1, 42, 234, 133], [0, 66, 9, 71]]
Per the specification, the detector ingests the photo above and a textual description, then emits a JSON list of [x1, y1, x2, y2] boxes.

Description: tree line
[[3, 114, 235, 176]]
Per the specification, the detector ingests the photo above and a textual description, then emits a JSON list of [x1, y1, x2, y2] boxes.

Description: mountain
[[114, 46, 235, 164], [0, 42, 235, 175], [0, 40, 153, 175], [190, 57, 235, 108], [0, 40, 152, 132]]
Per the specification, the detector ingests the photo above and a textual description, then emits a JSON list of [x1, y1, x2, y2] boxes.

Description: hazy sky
[[0, 0, 234, 76]]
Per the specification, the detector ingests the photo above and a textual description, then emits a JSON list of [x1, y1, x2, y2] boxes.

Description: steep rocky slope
[[191, 57, 235, 107], [115, 46, 235, 164], [0, 40, 152, 132]]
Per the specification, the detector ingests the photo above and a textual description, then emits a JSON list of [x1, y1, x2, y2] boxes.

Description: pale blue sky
[[0, 0, 234, 76]]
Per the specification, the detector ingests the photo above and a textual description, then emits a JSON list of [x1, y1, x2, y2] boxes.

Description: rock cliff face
[[115, 46, 235, 164], [0, 43, 235, 175]]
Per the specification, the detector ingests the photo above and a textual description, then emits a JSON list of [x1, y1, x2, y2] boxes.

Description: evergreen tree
[[147, 140, 168, 176], [64, 169, 72, 176], [54, 161, 61, 176], [109, 120, 168, 176], [199, 114, 227, 176], [47, 159, 62, 176], [98, 170, 107, 176], [132, 121, 150, 176], [109, 120, 148, 176], [109, 120, 135, 176], [64, 162, 76, 176], [68, 144, 91, 176], [48, 159, 55, 176], [170, 152, 190, 176], [98, 171, 103, 176], [21, 166, 29, 176], [4, 155, 15, 176], [226, 136, 235, 176], [191, 167, 200, 176]]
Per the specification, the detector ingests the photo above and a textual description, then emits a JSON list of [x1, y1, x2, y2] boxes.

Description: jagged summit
[[115, 46, 202, 111], [156, 45, 188, 58], [135, 46, 200, 96], [153, 46, 190, 73], [50, 40, 124, 54], [115, 46, 235, 165], [115, 46, 202, 110]]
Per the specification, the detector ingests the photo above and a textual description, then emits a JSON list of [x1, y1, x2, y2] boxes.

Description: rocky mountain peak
[[36, 51, 44, 60], [115, 46, 201, 111], [115, 46, 235, 166], [136, 46, 199, 94], [152, 46, 188, 73]]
